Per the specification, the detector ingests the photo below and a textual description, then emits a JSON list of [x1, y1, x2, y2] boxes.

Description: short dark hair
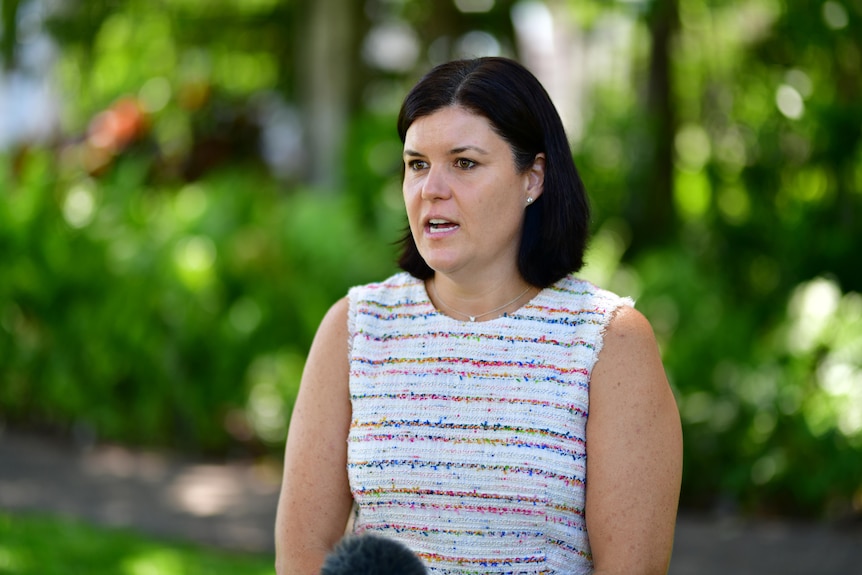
[[396, 57, 589, 288]]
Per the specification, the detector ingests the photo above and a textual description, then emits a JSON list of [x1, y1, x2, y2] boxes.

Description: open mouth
[[428, 219, 459, 234]]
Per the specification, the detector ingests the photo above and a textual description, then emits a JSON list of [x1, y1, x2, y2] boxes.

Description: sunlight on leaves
[[673, 169, 711, 219], [123, 549, 185, 575], [139, 77, 172, 114], [0, 545, 25, 571], [674, 124, 711, 171], [580, 219, 630, 288], [63, 181, 99, 229], [455, 0, 495, 13], [786, 278, 842, 353], [822, 1, 849, 29], [819, 361, 862, 437], [173, 184, 209, 224], [776, 84, 804, 119], [751, 450, 787, 486], [245, 351, 305, 444], [213, 52, 277, 94], [228, 296, 262, 335], [173, 235, 218, 290]]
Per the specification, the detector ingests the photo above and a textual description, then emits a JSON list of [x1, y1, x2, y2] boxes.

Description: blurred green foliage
[[1, 0, 861, 521], [0, 152, 399, 454], [0, 512, 274, 574]]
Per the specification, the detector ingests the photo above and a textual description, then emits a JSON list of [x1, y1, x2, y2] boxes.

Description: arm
[[585, 306, 683, 575], [275, 297, 354, 575]]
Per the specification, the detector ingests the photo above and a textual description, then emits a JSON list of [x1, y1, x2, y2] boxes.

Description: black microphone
[[320, 533, 427, 575]]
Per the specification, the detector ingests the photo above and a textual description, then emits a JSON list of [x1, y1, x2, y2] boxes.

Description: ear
[[525, 153, 545, 202]]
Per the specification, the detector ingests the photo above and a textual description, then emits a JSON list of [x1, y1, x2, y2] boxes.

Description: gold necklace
[[430, 279, 532, 322]]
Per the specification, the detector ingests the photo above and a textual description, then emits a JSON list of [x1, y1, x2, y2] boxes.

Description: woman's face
[[402, 106, 544, 282]]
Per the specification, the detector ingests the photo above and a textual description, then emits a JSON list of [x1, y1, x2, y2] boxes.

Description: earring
[[526, 197, 533, 204]]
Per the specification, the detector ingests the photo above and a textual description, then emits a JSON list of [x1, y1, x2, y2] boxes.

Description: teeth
[[428, 219, 458, 234]]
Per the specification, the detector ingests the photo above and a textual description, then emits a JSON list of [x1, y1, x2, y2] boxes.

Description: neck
[[428, 275, 535, 322]]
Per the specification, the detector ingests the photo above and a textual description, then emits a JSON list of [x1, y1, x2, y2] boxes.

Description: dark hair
[[320, 533, 427, 575], [396, 57, 589, 288]]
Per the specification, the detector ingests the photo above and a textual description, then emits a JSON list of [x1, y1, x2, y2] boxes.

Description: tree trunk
[[1, 0, 21, 71], [629, 0, 679, 251], [295, 0, 363, 190]]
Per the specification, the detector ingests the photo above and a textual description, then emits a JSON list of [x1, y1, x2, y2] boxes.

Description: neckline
[[420, 277, 545, 324]]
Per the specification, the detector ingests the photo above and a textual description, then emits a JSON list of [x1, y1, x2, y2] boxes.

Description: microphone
[[320, 533, 427, 575]]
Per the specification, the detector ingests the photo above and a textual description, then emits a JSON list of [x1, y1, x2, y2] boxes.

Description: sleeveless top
[[346, 272, 633, 575]]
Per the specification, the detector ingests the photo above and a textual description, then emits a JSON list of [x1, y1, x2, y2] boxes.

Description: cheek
[[402, 183, 421, 222], [402, 181, 414, 200], [401, 178, 413, 203], [481, 183, 524, 218], [402, 174, 422, 199]]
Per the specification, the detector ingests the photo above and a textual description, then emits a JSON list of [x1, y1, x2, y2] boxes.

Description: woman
[[275, 57, 682, 575]]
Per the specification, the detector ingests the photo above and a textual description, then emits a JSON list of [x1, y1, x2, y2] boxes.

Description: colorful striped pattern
[[346, 272, 632, 574]]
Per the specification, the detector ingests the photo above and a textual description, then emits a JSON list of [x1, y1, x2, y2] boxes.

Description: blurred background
[[1, 0, 861, 569]]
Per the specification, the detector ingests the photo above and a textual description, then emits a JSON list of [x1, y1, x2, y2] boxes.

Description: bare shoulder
[[592, 304, 667, 394], [287, 295, 352, 447], [318, 296, 350, 342], [602, 304, 659, 358], [587, 301, 680, 458], [297, 296, 351, 403]]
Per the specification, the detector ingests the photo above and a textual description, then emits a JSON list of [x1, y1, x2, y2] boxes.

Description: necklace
[[430, 279, 532, 322]]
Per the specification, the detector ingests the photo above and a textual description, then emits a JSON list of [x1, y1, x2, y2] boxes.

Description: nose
[[420, 165, 451, 201]]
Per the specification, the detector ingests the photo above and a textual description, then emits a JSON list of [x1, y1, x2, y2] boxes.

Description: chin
[[418, 252, 462, 276], [424, 262, 464, 278]]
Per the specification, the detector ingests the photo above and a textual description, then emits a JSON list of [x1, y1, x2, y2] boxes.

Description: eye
[[407, 159, 428, 171], [455, 158, 477, 170]]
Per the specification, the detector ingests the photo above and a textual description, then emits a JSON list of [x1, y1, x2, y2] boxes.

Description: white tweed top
[[346, 271, 633, 574]]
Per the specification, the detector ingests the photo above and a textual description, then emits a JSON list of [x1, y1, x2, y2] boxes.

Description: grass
[[0, 511, 274, 575]]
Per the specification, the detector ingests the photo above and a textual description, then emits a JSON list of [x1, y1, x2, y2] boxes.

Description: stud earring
[[526, 197, 533, 204]]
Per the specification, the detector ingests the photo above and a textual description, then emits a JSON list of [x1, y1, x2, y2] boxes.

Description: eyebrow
[[403, 145, 490, 158]]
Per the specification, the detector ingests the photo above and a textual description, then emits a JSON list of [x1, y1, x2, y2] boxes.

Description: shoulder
[[322, 296, 350, 328], [589, 303, 676, 430], [348, 272, 421, 302], [553, 277, 654, 381], [548, 275, 635, 310], [539, 276, 635, 338], [599, 305, 659, 367], [312, 296, 350, 357]]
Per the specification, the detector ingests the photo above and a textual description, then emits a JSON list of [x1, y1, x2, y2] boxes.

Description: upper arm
[[275, 297, 354, 575], [585, 305, 683, 575]]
